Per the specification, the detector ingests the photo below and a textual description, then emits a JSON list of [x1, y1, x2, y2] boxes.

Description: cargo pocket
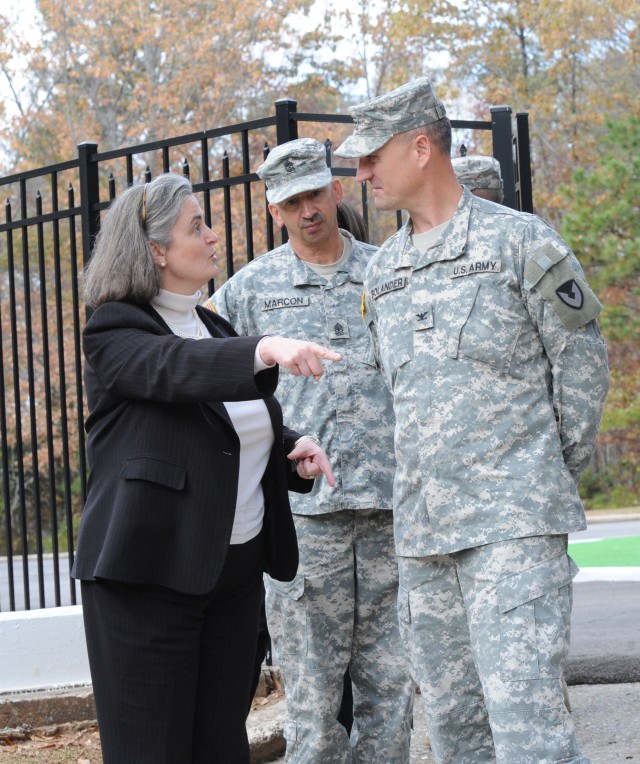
[[265, 573, 307, 656], [497, 553, 578, 680]]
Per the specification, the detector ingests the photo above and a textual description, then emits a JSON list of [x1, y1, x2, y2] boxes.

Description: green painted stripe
[[568, 535, 640, 568]]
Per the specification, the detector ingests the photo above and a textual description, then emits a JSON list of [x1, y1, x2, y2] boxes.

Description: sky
[[2, 0, 40, 119]]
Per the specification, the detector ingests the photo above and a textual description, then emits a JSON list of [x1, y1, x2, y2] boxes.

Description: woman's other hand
[[288, 436, 336, 487], [258, 337, 342, 382]]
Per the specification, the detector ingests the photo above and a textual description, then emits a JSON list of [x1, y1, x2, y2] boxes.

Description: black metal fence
[[0, 99, 532, 612]]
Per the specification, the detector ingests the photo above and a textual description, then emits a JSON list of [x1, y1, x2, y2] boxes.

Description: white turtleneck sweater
[[151, 289, 274, 544]]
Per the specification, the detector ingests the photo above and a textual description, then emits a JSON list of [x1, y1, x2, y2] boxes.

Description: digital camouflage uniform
[[361, 188, 609, 763], [210, 222, 414, 762]]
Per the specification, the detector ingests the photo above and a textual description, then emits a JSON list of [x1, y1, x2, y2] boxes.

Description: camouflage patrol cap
[[257, 138, 333, 204], [334, 77, 447, 159], [452, 155, 503, 190]]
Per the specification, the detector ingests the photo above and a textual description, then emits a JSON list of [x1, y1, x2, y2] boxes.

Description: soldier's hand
[[258, 336, 342, 382]]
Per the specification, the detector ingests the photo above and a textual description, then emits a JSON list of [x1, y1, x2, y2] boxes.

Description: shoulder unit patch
[[524, 240, 601, 331], [555, 279, 583, 310]]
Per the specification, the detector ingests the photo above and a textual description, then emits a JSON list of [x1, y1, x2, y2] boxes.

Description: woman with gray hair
[[73, 172, 340, 763]]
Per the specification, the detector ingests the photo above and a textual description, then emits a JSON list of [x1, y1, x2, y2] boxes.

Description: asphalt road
[[566, 516, 640, 684], [567, 580, 640, 684], [404, 682, 640, 764]]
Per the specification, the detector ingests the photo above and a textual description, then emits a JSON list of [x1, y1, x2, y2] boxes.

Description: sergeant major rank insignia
[[329, 319, 350, 340]]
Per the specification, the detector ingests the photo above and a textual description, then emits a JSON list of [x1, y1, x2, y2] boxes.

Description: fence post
[[490, 106, 516, 210], [273, 100, 298, 245], [275, 99, 298, 146], [515, 112, 534, 213], [77, 142, 100, 266]]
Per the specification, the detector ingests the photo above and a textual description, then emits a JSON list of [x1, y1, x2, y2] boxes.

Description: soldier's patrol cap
[[257, 138, 333, 204], [334, 77, 447, 159], [452, 155, 503, 190]]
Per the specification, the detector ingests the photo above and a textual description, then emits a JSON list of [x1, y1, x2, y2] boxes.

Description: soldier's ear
[[268, 203, 285, 230], [414, 134, 431, 166], [331, 179, 344, 205]]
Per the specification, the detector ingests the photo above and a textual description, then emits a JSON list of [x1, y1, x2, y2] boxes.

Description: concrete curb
[[0, 686, 95, 730], [248, 695, 286, 763], [585, 509, 640, 523], [0, 678, 287, 764]]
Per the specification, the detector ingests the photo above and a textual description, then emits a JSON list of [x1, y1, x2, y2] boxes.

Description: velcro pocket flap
[[523, 240, 568, 290], [119, 456, 186, 490], [267, 572, 305, 600], [496, 552, 578, 614]]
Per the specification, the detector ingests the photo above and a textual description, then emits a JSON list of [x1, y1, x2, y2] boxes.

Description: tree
[[0, 0, 317, 171], [426, 0, 639, 223], [308, 0, 639, 225], [561, 116, 640, 506]]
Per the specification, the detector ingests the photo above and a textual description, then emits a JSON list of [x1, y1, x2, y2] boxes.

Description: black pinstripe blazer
[[72, 300, 307, 594]]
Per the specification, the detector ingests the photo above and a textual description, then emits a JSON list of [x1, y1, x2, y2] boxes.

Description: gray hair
[[82, 173, 194, 308]]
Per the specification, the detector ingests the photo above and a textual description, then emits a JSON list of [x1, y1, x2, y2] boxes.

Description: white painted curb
[[0, 605, 91, 693]]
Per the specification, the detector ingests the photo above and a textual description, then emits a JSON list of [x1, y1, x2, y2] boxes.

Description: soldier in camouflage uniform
[[335, 78, 610, 763], [453, 152, 574, 716], [208, 138, 414, 763], [452, 155, 504, 204]]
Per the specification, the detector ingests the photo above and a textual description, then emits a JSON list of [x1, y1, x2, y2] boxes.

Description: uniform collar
[[286, 231, 359, 287], [392, 187, 473, 271]]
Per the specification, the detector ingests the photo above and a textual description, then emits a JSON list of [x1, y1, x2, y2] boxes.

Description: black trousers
[[80, 532, 264, 764]]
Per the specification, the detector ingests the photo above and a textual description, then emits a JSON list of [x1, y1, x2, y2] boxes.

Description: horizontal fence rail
[[0, 99, 531, 612]]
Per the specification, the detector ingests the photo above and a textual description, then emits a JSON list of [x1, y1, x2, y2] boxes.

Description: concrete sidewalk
[[249, 682, 640, 764]]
